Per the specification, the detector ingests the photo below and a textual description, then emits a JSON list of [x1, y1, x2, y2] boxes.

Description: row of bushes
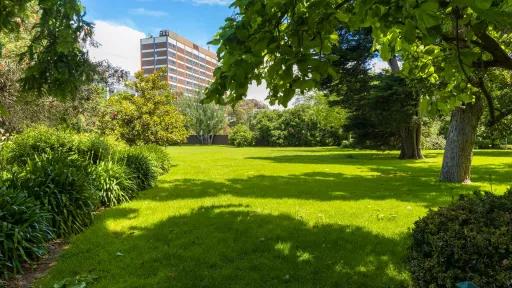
[[229, 103, 346, 147], [0, 126, 170, 280]]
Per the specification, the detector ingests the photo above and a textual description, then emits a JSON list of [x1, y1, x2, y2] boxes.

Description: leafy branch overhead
[[0, 0, 96, 100], [206, 0, 512, 124]]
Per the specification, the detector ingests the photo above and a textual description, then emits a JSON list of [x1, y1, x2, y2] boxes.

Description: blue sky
[[82, 0, 233, 48], [83, 0, 385, 102], [84, 0, 269, 101]]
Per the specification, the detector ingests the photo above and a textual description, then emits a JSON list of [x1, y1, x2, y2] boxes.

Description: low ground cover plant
[[0, 126, 170, 280]]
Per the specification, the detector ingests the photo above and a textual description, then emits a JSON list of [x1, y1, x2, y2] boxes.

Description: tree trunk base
[[399, 118, 424, 160], [440, 98, 484, 183]]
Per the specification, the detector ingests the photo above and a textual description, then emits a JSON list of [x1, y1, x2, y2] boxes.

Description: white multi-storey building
[[140, 29, 218, 95]]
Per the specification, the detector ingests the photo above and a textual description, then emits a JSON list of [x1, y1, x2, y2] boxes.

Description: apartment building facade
[[140, 30, 218, 95]]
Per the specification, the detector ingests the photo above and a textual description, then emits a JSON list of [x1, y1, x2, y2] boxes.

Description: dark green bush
[[131, 144, 171, 176], [0, 188, 53, 278], [0, 126, 169, 280], [409, 190, 512, 288], [229, 124, 255, 147], [122, 150, 156, 192], [12, 151, 98, 237], [91, 161, 136, 207]]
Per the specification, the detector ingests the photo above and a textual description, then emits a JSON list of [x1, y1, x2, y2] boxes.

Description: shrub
[[249, 101, 345, 147], [229, 124, 255, 147], [1, 125, 75, 166], [122, 150, 156, 192], [131, 144, 171, 176], [0, 188, 53, 278], [12, 151, 97, 237], [91, 161, 136, 207], [75, 134, 125, 164], [409, 190, 512, 288]]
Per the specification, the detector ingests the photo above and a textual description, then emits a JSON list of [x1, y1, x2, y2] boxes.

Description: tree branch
[[472, 26, 512, 71], [475, 77, 497, 125]]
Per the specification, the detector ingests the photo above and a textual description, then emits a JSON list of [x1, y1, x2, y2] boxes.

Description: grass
[[35, 147, 512, 287]]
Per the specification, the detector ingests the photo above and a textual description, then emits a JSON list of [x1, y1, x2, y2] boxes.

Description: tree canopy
[[0, 0, 95, 100], [206, 0, 512, 125]]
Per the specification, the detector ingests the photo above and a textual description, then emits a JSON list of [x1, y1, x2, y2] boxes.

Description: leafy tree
[[0, 0, 96, 100], [250, 97, 346, 147], [99, 70, 188, 145], [177, 93, 226, 145], [322, 28, 425, 159], [206, 0, 512, 182], [251, 110, 285, 146], [227, 99, 268, 127], [343, 75, 422, 158]]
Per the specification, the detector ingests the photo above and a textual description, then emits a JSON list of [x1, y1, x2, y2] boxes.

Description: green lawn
[[36, 147, 512, 287]]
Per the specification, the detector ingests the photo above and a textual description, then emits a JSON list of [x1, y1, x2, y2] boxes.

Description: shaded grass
[[35, 147, 512, 287]]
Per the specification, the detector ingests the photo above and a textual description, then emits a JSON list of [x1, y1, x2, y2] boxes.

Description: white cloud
[[88, 20, 145, 74], [129, 8, 168, 17]]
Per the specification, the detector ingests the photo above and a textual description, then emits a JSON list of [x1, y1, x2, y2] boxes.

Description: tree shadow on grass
[[42, 205, 411, 288], [143, 149, 512, 207], [247, 151, 441, 164], [144, 170, 470, 208], [246, 150, 512, 185]]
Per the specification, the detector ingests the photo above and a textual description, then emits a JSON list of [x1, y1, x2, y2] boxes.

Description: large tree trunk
[[399, 117, 423, 159], [440, 97, 484, 183]]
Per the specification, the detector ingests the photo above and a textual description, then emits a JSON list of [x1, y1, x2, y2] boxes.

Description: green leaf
[[403, 20, 416, 43], [380, 44, 391, 61]]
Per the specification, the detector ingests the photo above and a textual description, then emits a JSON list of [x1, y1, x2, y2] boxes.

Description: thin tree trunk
[[440, 97, 484, 183], [399, 117, 424, 159]]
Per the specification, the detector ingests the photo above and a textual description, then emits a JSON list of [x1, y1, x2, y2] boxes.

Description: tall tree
[[0, 0, 95, 100], [177, 93, 226, 145], [206, 0, 512, 183], [322, 28, 424, 159]]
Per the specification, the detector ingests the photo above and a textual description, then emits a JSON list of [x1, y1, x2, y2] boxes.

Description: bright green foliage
[[35, 146, 512, 287], [122, 150, 156, 192], [251, 110, 284, 146], [207, 0, 512, 124], [91, 162, 136, 208], [1, 125, 123, 166], [0, 0, 96, 99], [131, 144, 171, 176], [206, 0, 342, 106], [75, 134, 125, 165], [1, 125, 74, 165], [421, 118, 447, 150], [0, 188, 53, 278], [229, 124, 255, 147], [250, 100, 346, 147], [409, 190, 512, 287], [0, 126, 170, 280], [12, 151, 97, 237], [99, 70, 188, 145], [177, 93, 226, 144]]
